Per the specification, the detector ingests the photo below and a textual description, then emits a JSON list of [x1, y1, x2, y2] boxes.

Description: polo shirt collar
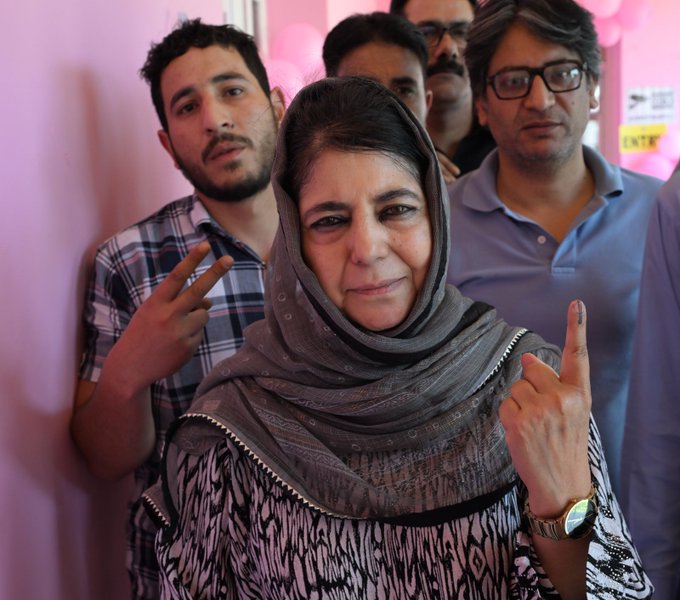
[[461, 145, 624, 214]]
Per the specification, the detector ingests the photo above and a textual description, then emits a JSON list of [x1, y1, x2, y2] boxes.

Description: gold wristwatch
[[524, 484, 598, 541]]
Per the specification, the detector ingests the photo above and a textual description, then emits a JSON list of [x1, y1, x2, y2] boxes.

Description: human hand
[[110, 241, 234, 392], [499, 300, 592, 517], [435, 150, 461, 184]]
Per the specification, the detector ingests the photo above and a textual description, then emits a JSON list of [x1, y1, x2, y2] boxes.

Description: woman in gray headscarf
[[144, 77, 650, 599]]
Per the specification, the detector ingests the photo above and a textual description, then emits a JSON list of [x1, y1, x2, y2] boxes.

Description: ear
[[270, 86, 286, 124], [588, 78, 599, 111], [475, 95, 489, 127], [425, 89, 433, 112], [157, 129, 180, 170]]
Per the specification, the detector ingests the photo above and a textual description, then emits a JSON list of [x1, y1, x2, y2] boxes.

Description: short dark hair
[[323, 12, 428, 79], [389, 0, 477, 17], [280, 77, 429, 201], [140, 19, 270, 131], [465, 0, 601, 99]]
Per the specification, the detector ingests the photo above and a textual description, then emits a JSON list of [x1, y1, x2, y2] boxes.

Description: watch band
[[524, 484, 598, 541]]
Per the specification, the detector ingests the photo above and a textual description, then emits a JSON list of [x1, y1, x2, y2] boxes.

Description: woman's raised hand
[[499, 300, 592, 517]]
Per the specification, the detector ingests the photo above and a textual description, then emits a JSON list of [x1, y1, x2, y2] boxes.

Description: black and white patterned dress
[[146, 419, 651, 599]]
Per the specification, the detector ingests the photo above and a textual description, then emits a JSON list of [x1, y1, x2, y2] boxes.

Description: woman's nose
[[348, 217, 387, 265]]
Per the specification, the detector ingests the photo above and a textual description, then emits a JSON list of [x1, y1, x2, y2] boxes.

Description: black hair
[[389, 0, 477, 17], [140, 18, 270, 131], [465, 0, 601, 99], [281, 77, 429, 201], [323, 12, 428, 78]]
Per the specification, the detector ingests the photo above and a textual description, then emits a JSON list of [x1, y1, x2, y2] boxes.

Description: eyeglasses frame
[[417, 21, 470, 48], [486, 60, 589, 100]]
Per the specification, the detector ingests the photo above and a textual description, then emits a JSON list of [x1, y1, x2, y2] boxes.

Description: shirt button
[[537, 235, 547, 245]]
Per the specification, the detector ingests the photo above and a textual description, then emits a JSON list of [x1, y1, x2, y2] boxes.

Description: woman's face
[[299, 149, 432, 331]]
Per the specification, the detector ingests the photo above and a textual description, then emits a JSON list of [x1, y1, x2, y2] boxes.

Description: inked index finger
[[559, 299, 590, 390], [153, 242, 213, 302], [177, 254, 234, 311]]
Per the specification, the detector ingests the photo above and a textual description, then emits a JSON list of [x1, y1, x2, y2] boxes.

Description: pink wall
[[617, 0, 680, 172], [266, 0, 388, 95], [1, 0, 678, 598], [327, 0, 391, 32], [594, 0, 680, 173], [267, 0, 389, 45], [1, 0, 220, 598]]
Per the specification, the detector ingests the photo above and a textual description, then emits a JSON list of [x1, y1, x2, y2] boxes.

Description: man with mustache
[[447, 0, 662, 498], [70, 19, 284, 600], [390, 0, 495, 174]]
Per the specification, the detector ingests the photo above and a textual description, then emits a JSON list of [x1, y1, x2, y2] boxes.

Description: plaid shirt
[[79, 195, 266, 599]]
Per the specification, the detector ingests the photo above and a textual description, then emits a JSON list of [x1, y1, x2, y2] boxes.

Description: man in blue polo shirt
[[447, 0, 662, 495]]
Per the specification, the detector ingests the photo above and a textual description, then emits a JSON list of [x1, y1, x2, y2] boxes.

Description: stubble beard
[[173, 106, 278, 203], [503, 120, 582, 174]]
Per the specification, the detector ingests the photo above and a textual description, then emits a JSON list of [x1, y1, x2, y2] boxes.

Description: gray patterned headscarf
[[157, 78, 559, 520]]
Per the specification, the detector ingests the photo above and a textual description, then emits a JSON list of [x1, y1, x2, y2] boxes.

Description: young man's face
[[335, 41, 431, 124], [158, 45, 284, 203], [476, 23, 597, 169]]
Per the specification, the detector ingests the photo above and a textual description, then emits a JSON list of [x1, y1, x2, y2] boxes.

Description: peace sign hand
[[111, 241, 234, 393]]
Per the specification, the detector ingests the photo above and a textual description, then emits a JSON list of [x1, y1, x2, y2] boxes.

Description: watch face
[[564, 498, 598, 538]]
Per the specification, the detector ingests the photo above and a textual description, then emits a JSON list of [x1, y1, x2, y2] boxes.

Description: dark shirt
[[451, 120, 496, 175]]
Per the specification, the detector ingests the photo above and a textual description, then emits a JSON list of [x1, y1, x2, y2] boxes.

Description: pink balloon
[[579, 0, 622, 19], [616, 0, 652, 30], [264, 58, 304, 102], [594, 16, 622, 48], [633, 153, 675, 181], [271, 22, 324, 78], [657, 126, 680, 161]]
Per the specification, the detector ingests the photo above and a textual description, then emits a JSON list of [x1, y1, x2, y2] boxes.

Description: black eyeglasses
[[417, 22, 469, 48], [487, 60, 588, 100]]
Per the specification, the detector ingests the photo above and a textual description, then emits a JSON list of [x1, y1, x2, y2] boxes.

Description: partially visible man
[[70, 19, 284, 599], [447, 0, 662, 495], [622, 172, 680, 600], [323, 11, 459, 181], [390, 0, 496, 174], [324, 12, 431, 124]]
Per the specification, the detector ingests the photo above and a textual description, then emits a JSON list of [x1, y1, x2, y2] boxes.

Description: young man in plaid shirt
[[71, 20, 284, 599]]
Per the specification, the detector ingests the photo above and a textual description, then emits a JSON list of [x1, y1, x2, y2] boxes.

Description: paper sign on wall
[[625, 87, 676, 125], [619, 124, 667, 154]]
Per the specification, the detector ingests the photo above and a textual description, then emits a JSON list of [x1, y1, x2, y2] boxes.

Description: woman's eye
[[309, 215, 345, 230], [381, 205, 415, 220]]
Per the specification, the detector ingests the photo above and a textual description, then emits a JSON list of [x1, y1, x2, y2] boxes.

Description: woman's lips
[[348, 278, 403, 295]]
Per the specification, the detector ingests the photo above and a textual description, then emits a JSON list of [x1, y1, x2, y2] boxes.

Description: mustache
[[202, 132, 253, 164], [426, 56, 466, 78]]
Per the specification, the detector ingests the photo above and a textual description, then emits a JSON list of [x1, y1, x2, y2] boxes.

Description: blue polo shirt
[[447, 146, 662, 494]]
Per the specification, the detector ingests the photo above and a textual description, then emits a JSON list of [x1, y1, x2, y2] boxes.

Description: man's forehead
[[488, 25, 581, 71], [160, 45, 253, 95], [337, 42, 425, 79], [404, 0, 474, 25]]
